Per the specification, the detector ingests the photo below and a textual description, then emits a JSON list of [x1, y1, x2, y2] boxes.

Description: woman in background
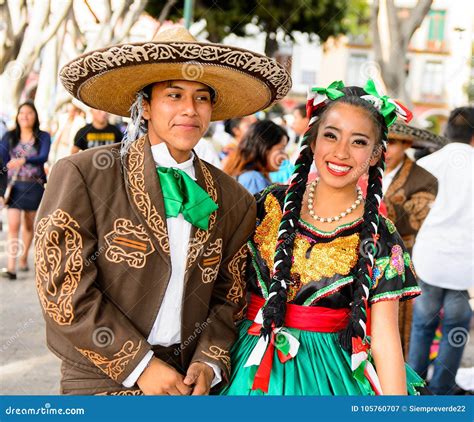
[[0, 102, 51, 280], [223, 120, 288, 195]]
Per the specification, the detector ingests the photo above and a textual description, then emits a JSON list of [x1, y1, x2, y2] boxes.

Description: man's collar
[[150, 142, 195, 179]]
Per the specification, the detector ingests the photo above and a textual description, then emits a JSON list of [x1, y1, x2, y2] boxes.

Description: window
[[421, 60, 444, 99], [346, 53, 369, 86], [427, 10, 446, 50]]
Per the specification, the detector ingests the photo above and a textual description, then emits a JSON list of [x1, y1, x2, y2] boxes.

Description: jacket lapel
[[184, 156, 219, 281], [123, 135, 171, 265], [385, 156, 413, 201]]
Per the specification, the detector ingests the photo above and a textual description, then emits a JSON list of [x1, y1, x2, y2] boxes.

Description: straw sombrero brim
[[59, 41, 292, 121], [389, 122, 448, 149]]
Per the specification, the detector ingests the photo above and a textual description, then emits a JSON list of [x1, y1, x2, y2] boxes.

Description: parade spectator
[[223, 120, 288, 195], [220, 115, 257, 163], [0, 101, 51, 280], [50, 103, 85, 164], [383, 122, 439, 357], [291, 103, 309, 142], [71, 108, 123, 153], [409, 106, 474, 395]]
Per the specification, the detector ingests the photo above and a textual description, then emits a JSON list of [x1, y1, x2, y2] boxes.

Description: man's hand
[[183, 362, 214, 395], [136, 357, 191, 396]]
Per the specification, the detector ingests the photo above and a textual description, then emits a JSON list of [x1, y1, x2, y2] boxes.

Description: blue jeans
[[408, 279, 472, 394]]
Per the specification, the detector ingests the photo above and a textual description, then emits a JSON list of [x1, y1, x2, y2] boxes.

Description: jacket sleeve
[[34, 158, 152, 384], [190, 194, 256, 384]]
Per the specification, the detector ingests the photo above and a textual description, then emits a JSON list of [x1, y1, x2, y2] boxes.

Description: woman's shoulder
[[237, 170, 271, 195]]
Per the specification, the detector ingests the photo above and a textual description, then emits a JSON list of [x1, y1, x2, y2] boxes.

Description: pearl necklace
[[307, 178, 363, 223]]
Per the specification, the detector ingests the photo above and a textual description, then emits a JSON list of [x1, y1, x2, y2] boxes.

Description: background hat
[[59, 27, 292, 121], [389, 121, 449, 149]]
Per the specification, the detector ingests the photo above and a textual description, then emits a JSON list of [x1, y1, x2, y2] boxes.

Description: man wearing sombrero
[[382, 121, 440, 357], [34, 27, 291, 395]]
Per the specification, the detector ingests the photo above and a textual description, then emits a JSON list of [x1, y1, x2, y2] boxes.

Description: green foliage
[[145, 0, 369, 50]]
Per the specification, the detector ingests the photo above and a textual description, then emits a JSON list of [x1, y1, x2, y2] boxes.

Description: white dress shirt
[[412, 143, 474, 290], [382, 160, 404, 195], [123, 142, 221, 388]]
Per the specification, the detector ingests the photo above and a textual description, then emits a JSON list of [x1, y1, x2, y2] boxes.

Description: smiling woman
[[220, 81, 430, 396]]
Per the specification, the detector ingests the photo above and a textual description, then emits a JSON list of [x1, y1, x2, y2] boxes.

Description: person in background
[[409, 106, 474, 395], [50, 103, 85, 164], [291, 103, 309, 143], [0, 101, 51, 280], [382, 122, 439, 358], [220, 115, 257, 163], [223, 120, 288, 195], [71, 108, 123, 153]]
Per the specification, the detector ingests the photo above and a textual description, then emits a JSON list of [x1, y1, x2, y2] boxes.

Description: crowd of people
[[0, 25, 472, 397]]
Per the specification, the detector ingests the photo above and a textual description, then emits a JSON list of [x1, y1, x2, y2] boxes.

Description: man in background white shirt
[[409, 106, 474, 395]]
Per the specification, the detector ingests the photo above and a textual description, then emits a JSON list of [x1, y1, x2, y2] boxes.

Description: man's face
[[142, 80, 213, 159], [291, 109, 309, 136], [385, 138, 411, 171], [91, 109, 108, 126]]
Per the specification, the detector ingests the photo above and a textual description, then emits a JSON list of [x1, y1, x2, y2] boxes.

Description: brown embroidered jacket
[[34, 136, 256, 388], [384, 156, 438, 253]]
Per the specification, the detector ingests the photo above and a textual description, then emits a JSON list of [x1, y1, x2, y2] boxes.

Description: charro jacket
[[34, 135, 256, 393], [384, 156, 438, 253]]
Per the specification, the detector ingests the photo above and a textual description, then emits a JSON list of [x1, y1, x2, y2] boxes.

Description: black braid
[[261, 123, 315, 338], [262, 85, 389, 353], [339, 136, 387, 351]]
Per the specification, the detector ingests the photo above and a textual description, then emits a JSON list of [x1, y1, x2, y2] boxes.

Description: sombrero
[[59, 27, 292, 121], [389, 121, 448, 149]]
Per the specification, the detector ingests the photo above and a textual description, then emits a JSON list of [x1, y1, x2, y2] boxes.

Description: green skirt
[[220, 319, 425, 396]]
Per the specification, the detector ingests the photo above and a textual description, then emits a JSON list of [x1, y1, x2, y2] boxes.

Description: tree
[[0, 0, 180, 125], [371, 0, 434, 104], [146, 0, 366, 56]]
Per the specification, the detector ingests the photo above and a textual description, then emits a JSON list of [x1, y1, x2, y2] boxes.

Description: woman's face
[[312, 102, 380, 189], [17, 105, 37, 131], [266, 136, 289, 172]]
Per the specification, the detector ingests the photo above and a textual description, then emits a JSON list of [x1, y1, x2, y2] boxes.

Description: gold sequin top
[[246, 185, 421, 308]]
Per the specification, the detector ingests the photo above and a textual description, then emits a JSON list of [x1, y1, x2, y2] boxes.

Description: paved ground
[[0, 218, 472, 395]]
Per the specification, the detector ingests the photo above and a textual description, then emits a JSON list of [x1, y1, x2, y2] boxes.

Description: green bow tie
[[156, 166, 218, 230]]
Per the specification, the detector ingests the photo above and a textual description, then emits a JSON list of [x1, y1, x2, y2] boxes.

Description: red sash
[[246, 294, 351, 392]]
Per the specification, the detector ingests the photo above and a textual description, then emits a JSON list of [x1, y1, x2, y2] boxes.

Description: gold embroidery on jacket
[[96, 389, 143, 396], [76, 340, 142, 381], [202, 346, 231, 373], [104, 218, 155, 268], [35, 209, 83, 326], [403, 191, 436, 231], [198, 239, 222, 283], [226, 244, 248, 303], [186, 161, 218, 269], [127, 137, 169, 254]]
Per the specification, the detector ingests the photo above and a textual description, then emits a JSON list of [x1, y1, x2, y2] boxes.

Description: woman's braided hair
[[261, 86, 388, 353]]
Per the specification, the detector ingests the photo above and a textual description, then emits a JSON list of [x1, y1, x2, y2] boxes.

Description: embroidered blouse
[[246, 185, 421, 307]]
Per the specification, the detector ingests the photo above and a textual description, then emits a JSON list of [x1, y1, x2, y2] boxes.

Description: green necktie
[[156, 167, 218, 230]]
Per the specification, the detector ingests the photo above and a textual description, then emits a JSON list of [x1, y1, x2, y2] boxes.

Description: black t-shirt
[[74, 123, 123, 150]]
